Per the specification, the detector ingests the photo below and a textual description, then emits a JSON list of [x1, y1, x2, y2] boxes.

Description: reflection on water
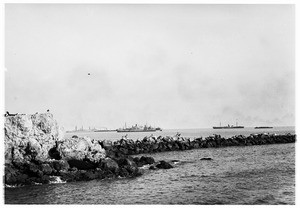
[[5, 142, 295, 204]]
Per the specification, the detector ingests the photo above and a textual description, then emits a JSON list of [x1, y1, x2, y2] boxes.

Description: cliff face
[[4, 113, 107, 165], [4, 113, 64, 164]]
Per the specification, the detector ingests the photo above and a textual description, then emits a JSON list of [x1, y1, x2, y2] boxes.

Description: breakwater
[[102, 133, 296, 156]]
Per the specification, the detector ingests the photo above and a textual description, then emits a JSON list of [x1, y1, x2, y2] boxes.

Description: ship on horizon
[[213, 122, 244, 129], [66, 125, 97, 133], [254, 126, 273, 129], [117, 123, 162, 133]]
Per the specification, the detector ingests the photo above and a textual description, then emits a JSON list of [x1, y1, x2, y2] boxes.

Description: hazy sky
[[5, 4, 295, 130]]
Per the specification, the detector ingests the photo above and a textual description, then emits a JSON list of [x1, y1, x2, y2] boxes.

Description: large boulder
[[134, 156, 155, 167], [5, 164, 28, 185], [57, 136, 106, 163], [50, 160, 70, 172], [101, 158, 119, 173], [67, 159, 95, 170], [100, 140, 113, 150], [156, 161, 174, 169], [117, 157, 140, 175], [4, 113, 64, 164]]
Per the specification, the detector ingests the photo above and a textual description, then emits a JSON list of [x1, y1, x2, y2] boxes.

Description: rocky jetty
[[102, 133, 296, 156], [4, 113, 145, 186]]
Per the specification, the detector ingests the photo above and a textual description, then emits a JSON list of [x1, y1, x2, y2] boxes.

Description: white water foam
[[5, 184, 24, 188], [49, 176, 66, 184]]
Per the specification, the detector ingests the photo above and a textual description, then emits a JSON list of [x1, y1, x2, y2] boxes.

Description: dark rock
[[119, 147, 129, 155], [27, 162, 42, 177], [5, 164, 28, 185], [133, 157, 144, 167], [101, 157, 119, 174], [117, 157, 133, 167], [141, 156, 155, 164], [191, 141, 200, 148], [166, 143, 173, 150], [100, 140, 113, 150], [149, 165, 157, 170], [116, 157, 139, 175], [51, 160, 70, 172], [200, 158, 213, 160], [40, 175, 51, 184], [60, 170, 77, 182], [133, 157, 140, 163], [174, 143, 180, 150], [67, 159, 95, 170], [135, 147, 141, 154], [119, 168, 130, 177], [152, 143, 159, 150], [82, 170, 104, 180], [156, 161, 174, 169], [127, 149, 136, 155], [48, 147, 62, 160], [40, 163, 53, 175]]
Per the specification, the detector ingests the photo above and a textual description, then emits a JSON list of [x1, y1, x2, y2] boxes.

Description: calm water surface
[[64, 126, 295, 141], [5, 127, 295, 204]]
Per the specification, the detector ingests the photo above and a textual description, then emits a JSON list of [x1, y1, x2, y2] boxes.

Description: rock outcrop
[[57, 136, 106, 163], [4, 113, 143, 186], [156, 161, 174, 169], [5, 113, 64, 164]]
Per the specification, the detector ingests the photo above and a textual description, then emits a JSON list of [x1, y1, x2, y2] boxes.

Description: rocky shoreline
[[4, 113, 296, 186], [4, 113, 173, 186]]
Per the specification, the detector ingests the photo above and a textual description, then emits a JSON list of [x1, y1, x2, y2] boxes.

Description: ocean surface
[[63, 126, 295, 141], [5, 126, 295, 204]]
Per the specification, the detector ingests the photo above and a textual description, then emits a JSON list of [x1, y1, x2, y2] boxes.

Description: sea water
[[63, 126, 294, 141], [5, 127, 295, 204]]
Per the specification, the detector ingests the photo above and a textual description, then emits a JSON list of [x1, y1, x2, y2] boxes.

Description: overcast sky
[[5, 4, 295, 130]]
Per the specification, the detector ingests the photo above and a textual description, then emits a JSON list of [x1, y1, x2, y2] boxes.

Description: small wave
[[170, 160, 180, 164], [5, 184, 24, 188], [179, 160, 194, 165], [49, 176, 66, 184], [282, 191, 294, 196], [253, 194, 276, 204], [180, 174, 200, 179], [140, 164, 151, 169]]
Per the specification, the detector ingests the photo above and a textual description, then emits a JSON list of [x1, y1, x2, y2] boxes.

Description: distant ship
[[117, 123, 162, 133], [155, 127, 162, 131], [254, 126, 273, 129], [94, 129, 117, 132], [67, 126, 114, 133], [213, 122, 244, 129]]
